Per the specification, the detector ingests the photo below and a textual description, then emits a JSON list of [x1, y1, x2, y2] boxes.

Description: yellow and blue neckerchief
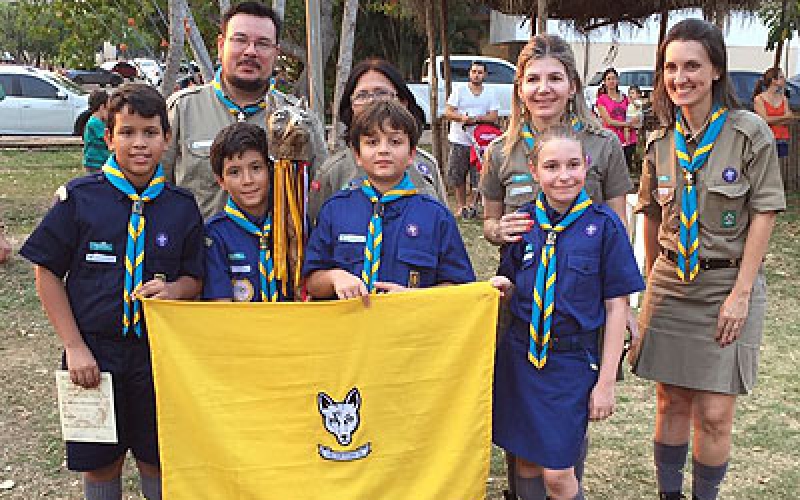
[[520, 116, 583, 151], [102, 155, 165, 337], [359, 173, 418, 292], [223, 197, 279, 302], [674, 105, 727, 282], [211, 67, 269, 121], [528, 189, 592, 368]]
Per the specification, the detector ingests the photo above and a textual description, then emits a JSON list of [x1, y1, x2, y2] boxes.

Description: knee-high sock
[[139, 474, 162, 500], [83, 476, 121, 500], [515, 475, 547, 500], [654, 441, 689, 494], [692, 458, 728, 500], [574, 434, 589, 482]]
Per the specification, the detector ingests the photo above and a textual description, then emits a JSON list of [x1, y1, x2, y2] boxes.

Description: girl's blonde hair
[[503, 34, 600, 159], [529, 125, 585, 169]]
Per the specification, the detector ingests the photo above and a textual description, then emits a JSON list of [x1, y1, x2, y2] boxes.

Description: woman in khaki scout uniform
[[632, 19, 785, 500], [478, 34, 634, 500], [308, 59, 446, 223]]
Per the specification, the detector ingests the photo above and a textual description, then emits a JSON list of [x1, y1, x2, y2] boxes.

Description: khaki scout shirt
[[307, 146, 447, 223], [479, 126, 633, 214], [162, 84, 326, 220], [636, 109, 786, 259]]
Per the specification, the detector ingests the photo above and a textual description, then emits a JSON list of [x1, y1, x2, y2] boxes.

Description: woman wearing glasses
[[307, 58, 447, 222]]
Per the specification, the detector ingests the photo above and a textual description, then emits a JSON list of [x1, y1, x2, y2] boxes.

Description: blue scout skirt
[[493, 320, 599, 470]]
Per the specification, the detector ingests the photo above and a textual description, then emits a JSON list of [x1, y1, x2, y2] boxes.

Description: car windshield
[[44, 71, 87, 95]]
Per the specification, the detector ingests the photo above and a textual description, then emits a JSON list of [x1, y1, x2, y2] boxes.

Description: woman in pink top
[[595, 67, 637, 169]]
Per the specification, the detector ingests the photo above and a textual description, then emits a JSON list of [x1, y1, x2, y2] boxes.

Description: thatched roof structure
[[483, 0, 763, 32]]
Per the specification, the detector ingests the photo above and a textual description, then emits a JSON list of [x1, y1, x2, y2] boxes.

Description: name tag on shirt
[[190, 140, 213, 149], [338, 234, 367, 243], [85, 253, 117, 264], [230, 265, 251, 273], [509, 185, 533, 197]]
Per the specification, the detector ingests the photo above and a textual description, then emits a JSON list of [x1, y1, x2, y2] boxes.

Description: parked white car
[[133, 58, 163, 86], [408, 55, 516, 124], [0, 65, 90, 135]]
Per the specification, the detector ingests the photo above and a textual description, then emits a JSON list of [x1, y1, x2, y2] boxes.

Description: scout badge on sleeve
[[266, 92, 325, 299]]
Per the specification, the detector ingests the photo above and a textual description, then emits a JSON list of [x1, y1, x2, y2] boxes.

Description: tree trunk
[[536, 0, 547, 34], [219, 0, 230, 18], [180, 0, 214, 83], [161, 0, 185, 96], [424, 0, 442, 169], [273, 0, 286, 22], [328, 0, 359, 152], [658, 9, 668, 48], [306, 0, 325, 125], [774, 0, 790, 68], [438, 0, 452, 99]]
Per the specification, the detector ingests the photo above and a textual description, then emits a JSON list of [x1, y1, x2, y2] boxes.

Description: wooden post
[[424, 0, 442, 169], [658, 9, 669, 48], [328, 0, 359, 152], [536, 0, 547, 35], [306, 0, 325, 126], [774, 0, 790, 68], [438, 0, 451, 174], [273, 0, 286, 22]]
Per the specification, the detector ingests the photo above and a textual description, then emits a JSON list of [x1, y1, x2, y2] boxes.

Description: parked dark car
[[100, 61, 138, 81], [730, 70, 800, 111], [65, 68, 123, 87]]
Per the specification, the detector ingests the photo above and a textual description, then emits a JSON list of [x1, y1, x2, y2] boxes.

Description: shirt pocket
[[187, 139, 212, 159], [333, 243, 364, 277], [396, 247, 438, 288], [702, 180, 751, 236], [144, 256, 182, 282], [653, 186, 679, 231], [504, 176, 536, 212], [564, 254, 601, 303]]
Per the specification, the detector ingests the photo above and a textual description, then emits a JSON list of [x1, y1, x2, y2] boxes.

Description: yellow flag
[[143, 282, 498, 500]]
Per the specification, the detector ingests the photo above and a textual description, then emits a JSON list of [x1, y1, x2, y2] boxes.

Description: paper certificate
[[55, 371, 117, 443]]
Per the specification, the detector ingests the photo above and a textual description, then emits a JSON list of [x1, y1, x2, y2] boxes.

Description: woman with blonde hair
[[479, 33, 634, 500]]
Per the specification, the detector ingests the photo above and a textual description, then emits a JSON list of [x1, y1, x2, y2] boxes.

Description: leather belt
[[661, 249, 741, 270]]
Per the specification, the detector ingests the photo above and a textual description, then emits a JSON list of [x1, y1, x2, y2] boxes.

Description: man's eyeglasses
[[228, 35, 278, 53], [351, 89, 398, 105]]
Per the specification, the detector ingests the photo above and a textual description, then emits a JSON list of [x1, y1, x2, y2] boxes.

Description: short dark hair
[[88, 90, 109, 113], [339, 58, 425, 144], [349, 100, 419, 154], [221, 1, 282, 42], [471, 60, 487, 71], [210, 122, 270, 178], [106, 84, 169, 137]]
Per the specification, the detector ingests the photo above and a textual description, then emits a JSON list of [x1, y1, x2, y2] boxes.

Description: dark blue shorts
[[61, 334, 159, 471], [776, 140, 789, 158]]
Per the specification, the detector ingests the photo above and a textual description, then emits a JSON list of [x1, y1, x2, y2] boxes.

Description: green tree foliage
[[759, 0, 800, 51], [0, 0, 68, 66]]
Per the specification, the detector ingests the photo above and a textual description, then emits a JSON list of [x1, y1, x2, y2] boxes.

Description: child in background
[[82, 90, 111, 173], [626, 86, 644, 142], [20, 84, 204, 500], [303, 99, 474, 300], [489, 125, 644, 500], [203, 122, 291, 302]]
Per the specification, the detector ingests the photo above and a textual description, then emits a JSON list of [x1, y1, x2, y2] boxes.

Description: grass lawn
[[1, 148, 798, 499]]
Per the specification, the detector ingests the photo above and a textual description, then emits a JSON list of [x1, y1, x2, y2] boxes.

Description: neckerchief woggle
[[674, 105, 727, 281], [102, 155, 165, 337], [223, 197, 279, 302], [359, 173, 418, 292], [211, 67, 269, 121], [528, 189, 592, 368], [521, 116, 584, 151]]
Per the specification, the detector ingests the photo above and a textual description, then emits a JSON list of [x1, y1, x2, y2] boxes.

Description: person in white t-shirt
[[444, 61, 500, 219]]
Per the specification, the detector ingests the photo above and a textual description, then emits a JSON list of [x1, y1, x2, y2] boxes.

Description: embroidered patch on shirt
[[722, 167, 738, 183], [523, 243, 534, 262], [338, 234, 367, 243], [228, 252, 246, 261], [585, 224, 598, 237], [406, 224, 419, 237], [231, 278, 254, 302], [155, 232, 169, 247], [416, 163, 430, 176], [657, 175, 671, 182], [311, 180, 321, 192], [89, 241, 113, 252], [85, 253, 117, 264], [585, 154, 592, 166], [721, 210, 737, 228], [509, 185, 534, 197], [205, 237, 214, 248], [511, 173, 532, 183], [231, 265, 252, 273]]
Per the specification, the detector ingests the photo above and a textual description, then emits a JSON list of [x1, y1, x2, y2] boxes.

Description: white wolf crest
[[317, 387, 361, 446]]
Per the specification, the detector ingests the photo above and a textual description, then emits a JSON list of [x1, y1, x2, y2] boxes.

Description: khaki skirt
[[632, 254, 767, 395]]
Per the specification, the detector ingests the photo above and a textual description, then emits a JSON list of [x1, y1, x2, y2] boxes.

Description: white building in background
[[487, 9, 800, 79]]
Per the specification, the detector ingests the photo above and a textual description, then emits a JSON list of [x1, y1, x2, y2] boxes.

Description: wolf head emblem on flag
[[316, 387, 372, 461], [317, 387, 361, 446]]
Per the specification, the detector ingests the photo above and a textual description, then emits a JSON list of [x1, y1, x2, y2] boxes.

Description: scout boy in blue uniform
[[303, 99, 474, 299], [203, 122, 290, 301], [20, 84, 204, 500], [489, 125, 644, 500]]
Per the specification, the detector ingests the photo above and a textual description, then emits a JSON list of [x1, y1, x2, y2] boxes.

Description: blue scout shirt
[[19, 172, 205, 338], [498, 201, 645, 336], [203, 212, 291, 301], [304, 189, 475, 288]]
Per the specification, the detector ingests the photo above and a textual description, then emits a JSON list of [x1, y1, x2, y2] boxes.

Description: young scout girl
[[631, 19, 786, 500], [490, 126, 644, 500]]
